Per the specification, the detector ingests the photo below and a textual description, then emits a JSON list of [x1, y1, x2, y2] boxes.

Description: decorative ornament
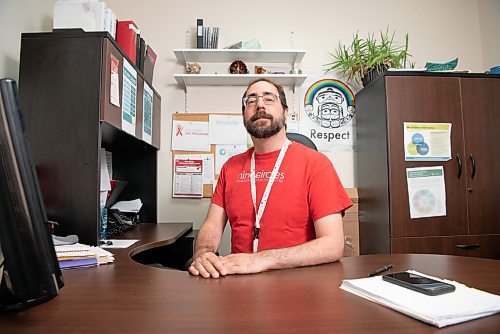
[[186, 63, 201, 74], [229, 60, 248, 74]]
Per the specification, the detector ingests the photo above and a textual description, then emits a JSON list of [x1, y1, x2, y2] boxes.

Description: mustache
[[250, 111, 273, 122]]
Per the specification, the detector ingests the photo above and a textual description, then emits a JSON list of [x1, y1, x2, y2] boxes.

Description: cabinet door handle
[[470, 154, 476, 179], [456, 153, 462, 179], [455, 244, 480, 250]]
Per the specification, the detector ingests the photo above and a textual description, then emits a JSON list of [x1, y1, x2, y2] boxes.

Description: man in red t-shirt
[[188, 79, 352, 278]]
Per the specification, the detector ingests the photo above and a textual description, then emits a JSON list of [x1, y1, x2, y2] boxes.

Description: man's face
[[243, 81, 287, 139]]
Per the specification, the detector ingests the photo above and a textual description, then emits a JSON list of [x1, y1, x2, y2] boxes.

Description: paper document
[[406, 166, 446, 219], [340, 270, 500, 328], [100, 239, 139, 249], [110, 198, 143, 213], [404, 122, 452, 161]]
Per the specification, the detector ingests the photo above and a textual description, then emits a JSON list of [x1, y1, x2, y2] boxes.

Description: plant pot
[[361, 64, 388, 87]]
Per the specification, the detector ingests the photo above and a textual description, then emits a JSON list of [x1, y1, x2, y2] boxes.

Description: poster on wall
[[299, 76, 356, 152]]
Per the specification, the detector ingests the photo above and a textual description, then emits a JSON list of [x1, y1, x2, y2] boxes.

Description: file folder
[[116, 20, 139, 64]]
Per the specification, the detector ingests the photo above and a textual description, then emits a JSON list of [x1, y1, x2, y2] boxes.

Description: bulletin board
[[172, 112, 245, 198]]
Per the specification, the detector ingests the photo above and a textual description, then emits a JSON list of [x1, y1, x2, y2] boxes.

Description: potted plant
[[324, 29, 413, 87]]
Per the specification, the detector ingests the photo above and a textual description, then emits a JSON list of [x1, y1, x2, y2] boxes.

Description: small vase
[[361, 64, 388, 87]]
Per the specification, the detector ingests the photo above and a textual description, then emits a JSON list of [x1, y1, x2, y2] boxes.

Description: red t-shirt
[[212, 142, 352, 253]]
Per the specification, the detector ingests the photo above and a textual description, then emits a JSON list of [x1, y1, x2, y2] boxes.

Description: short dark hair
[[241, 78, 288, 112]]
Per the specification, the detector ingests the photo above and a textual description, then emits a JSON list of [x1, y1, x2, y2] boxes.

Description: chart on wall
[[299, 75, 357, 152]]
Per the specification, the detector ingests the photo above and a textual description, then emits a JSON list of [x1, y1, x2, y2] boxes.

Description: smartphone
[[382, 272, 456, 296]]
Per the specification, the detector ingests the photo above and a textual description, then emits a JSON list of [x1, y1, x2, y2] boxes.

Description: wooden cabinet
[[356, 73, 500, 259], [18, 30, 161, 245]]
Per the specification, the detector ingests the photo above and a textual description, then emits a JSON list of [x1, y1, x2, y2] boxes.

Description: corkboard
[[172, 112, 240, 198]]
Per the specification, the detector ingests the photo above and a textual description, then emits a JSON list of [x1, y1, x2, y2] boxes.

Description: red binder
[[116, 21, 139, 64]]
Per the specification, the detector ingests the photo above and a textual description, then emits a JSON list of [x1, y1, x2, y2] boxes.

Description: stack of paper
[[340, 270, 500, 328], [55, 243, 114, 269]]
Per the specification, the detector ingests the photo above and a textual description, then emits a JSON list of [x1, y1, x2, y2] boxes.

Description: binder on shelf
[[143, 45, 157, 84], [196, 19, 203, 49], [116, 20, 140, 64]]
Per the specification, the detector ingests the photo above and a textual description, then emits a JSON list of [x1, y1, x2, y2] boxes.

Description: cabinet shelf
[[173, 49, 306, 64]]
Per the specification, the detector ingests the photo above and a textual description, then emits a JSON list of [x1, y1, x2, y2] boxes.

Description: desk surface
[[1, 223, 499, 333]]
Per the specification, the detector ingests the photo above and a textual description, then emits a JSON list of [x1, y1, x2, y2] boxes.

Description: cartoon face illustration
[[304, 80, 356, 129]]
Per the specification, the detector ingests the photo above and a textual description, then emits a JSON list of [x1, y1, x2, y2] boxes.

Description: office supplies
[[116, 20, 140, 63], [340, 270, 500, 327], [368, 264, 394, 277], [58, 257, 98, 269], [383, 271, 455, 296], [196, 19, 203, 48]]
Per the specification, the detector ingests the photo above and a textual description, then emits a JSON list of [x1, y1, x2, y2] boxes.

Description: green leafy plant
[[324, 29, 413, 86]]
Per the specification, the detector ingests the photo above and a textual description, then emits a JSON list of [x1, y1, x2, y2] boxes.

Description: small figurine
[[229, 60, 248, 74], [186, 63, 201, 74]]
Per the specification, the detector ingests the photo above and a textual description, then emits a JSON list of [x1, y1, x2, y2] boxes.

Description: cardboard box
[[343, 188, 359, 257]]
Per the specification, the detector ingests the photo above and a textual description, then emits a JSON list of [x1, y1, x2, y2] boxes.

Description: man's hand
[[188, 252, 227, 278]]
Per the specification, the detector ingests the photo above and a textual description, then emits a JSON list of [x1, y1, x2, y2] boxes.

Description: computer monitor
[[0, 78, 64, 312]]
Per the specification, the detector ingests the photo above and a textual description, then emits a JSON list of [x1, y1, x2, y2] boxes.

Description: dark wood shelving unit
[[19, 30, 161, 245]]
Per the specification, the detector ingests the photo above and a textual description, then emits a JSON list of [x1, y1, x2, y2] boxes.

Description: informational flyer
[[406, 166, 447, 219], [173, 158, 203, 198], [142, 83, 153, 144], [215, 144, 247, 174], [109, 55, 120, 107], [175, 154, 215, 184], [171, 120, 210, 152], [404, 122, 452, 161], [208, 114, 247, 144], [121, 59, 137, 136]]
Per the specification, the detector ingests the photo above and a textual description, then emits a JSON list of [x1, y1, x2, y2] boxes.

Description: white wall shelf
[[174, 74, 307, 90], [173, 49, 306, 64], [173, 48, 307, 111]]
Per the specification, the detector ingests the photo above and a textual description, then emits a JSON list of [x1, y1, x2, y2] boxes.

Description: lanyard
[[250, 139, 290, 253]]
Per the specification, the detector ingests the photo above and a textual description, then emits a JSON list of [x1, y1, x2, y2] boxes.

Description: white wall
[[1, 0, 499, 254]]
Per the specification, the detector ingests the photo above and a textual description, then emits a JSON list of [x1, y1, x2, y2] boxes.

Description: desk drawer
[[391, 235, 500, 259]]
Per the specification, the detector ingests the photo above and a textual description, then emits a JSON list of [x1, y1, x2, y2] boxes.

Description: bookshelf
[[18, 31, 162, 245]]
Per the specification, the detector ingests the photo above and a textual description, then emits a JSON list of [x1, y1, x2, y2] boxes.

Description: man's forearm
[[193, 224, 222, 258], [257, 235, 343, 270], [218, 235, 343, 275]]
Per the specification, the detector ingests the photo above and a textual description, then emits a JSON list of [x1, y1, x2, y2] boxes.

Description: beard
[[244, 109, 286, 138]]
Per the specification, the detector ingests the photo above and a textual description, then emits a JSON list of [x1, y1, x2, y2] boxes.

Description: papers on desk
[[110, 198, 143, 213], [100, 239, 139, 249], [55, 243, 115, 269], [340, 270, 500, 328]]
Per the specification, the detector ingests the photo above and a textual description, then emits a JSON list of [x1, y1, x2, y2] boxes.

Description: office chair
[[286, 132, 318, 151]]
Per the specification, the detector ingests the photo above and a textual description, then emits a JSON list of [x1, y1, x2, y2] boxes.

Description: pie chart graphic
[[412, 189, 436, 214]]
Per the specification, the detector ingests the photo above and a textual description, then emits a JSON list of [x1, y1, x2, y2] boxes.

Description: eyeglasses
[[242, 93, 279, 108]]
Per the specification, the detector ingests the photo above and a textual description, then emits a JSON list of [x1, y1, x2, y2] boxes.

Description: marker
[[368, 264, 394, 277]]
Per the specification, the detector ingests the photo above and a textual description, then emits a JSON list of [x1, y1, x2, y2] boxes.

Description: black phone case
[[382, 273, 456, 296]]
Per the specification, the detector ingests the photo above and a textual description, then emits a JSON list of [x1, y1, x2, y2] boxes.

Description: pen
[[368, 264, 394, 277]]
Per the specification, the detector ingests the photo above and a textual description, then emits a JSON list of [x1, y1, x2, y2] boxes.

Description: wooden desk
[[1, 224, 499, 333]]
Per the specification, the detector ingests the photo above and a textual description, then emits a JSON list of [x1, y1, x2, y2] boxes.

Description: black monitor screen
[[0, 78, 64, 312]]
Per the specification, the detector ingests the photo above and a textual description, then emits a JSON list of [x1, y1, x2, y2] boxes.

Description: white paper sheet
[[406, 166, 446, 219], [171, 120, 210, 152], [404, 122, 452, 161], [121, 59, 137, 136], [215, 144, 247, 174], [209, 114, 247, 144], [142, 83, 153, 144], [340, 270, 500, 328]]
